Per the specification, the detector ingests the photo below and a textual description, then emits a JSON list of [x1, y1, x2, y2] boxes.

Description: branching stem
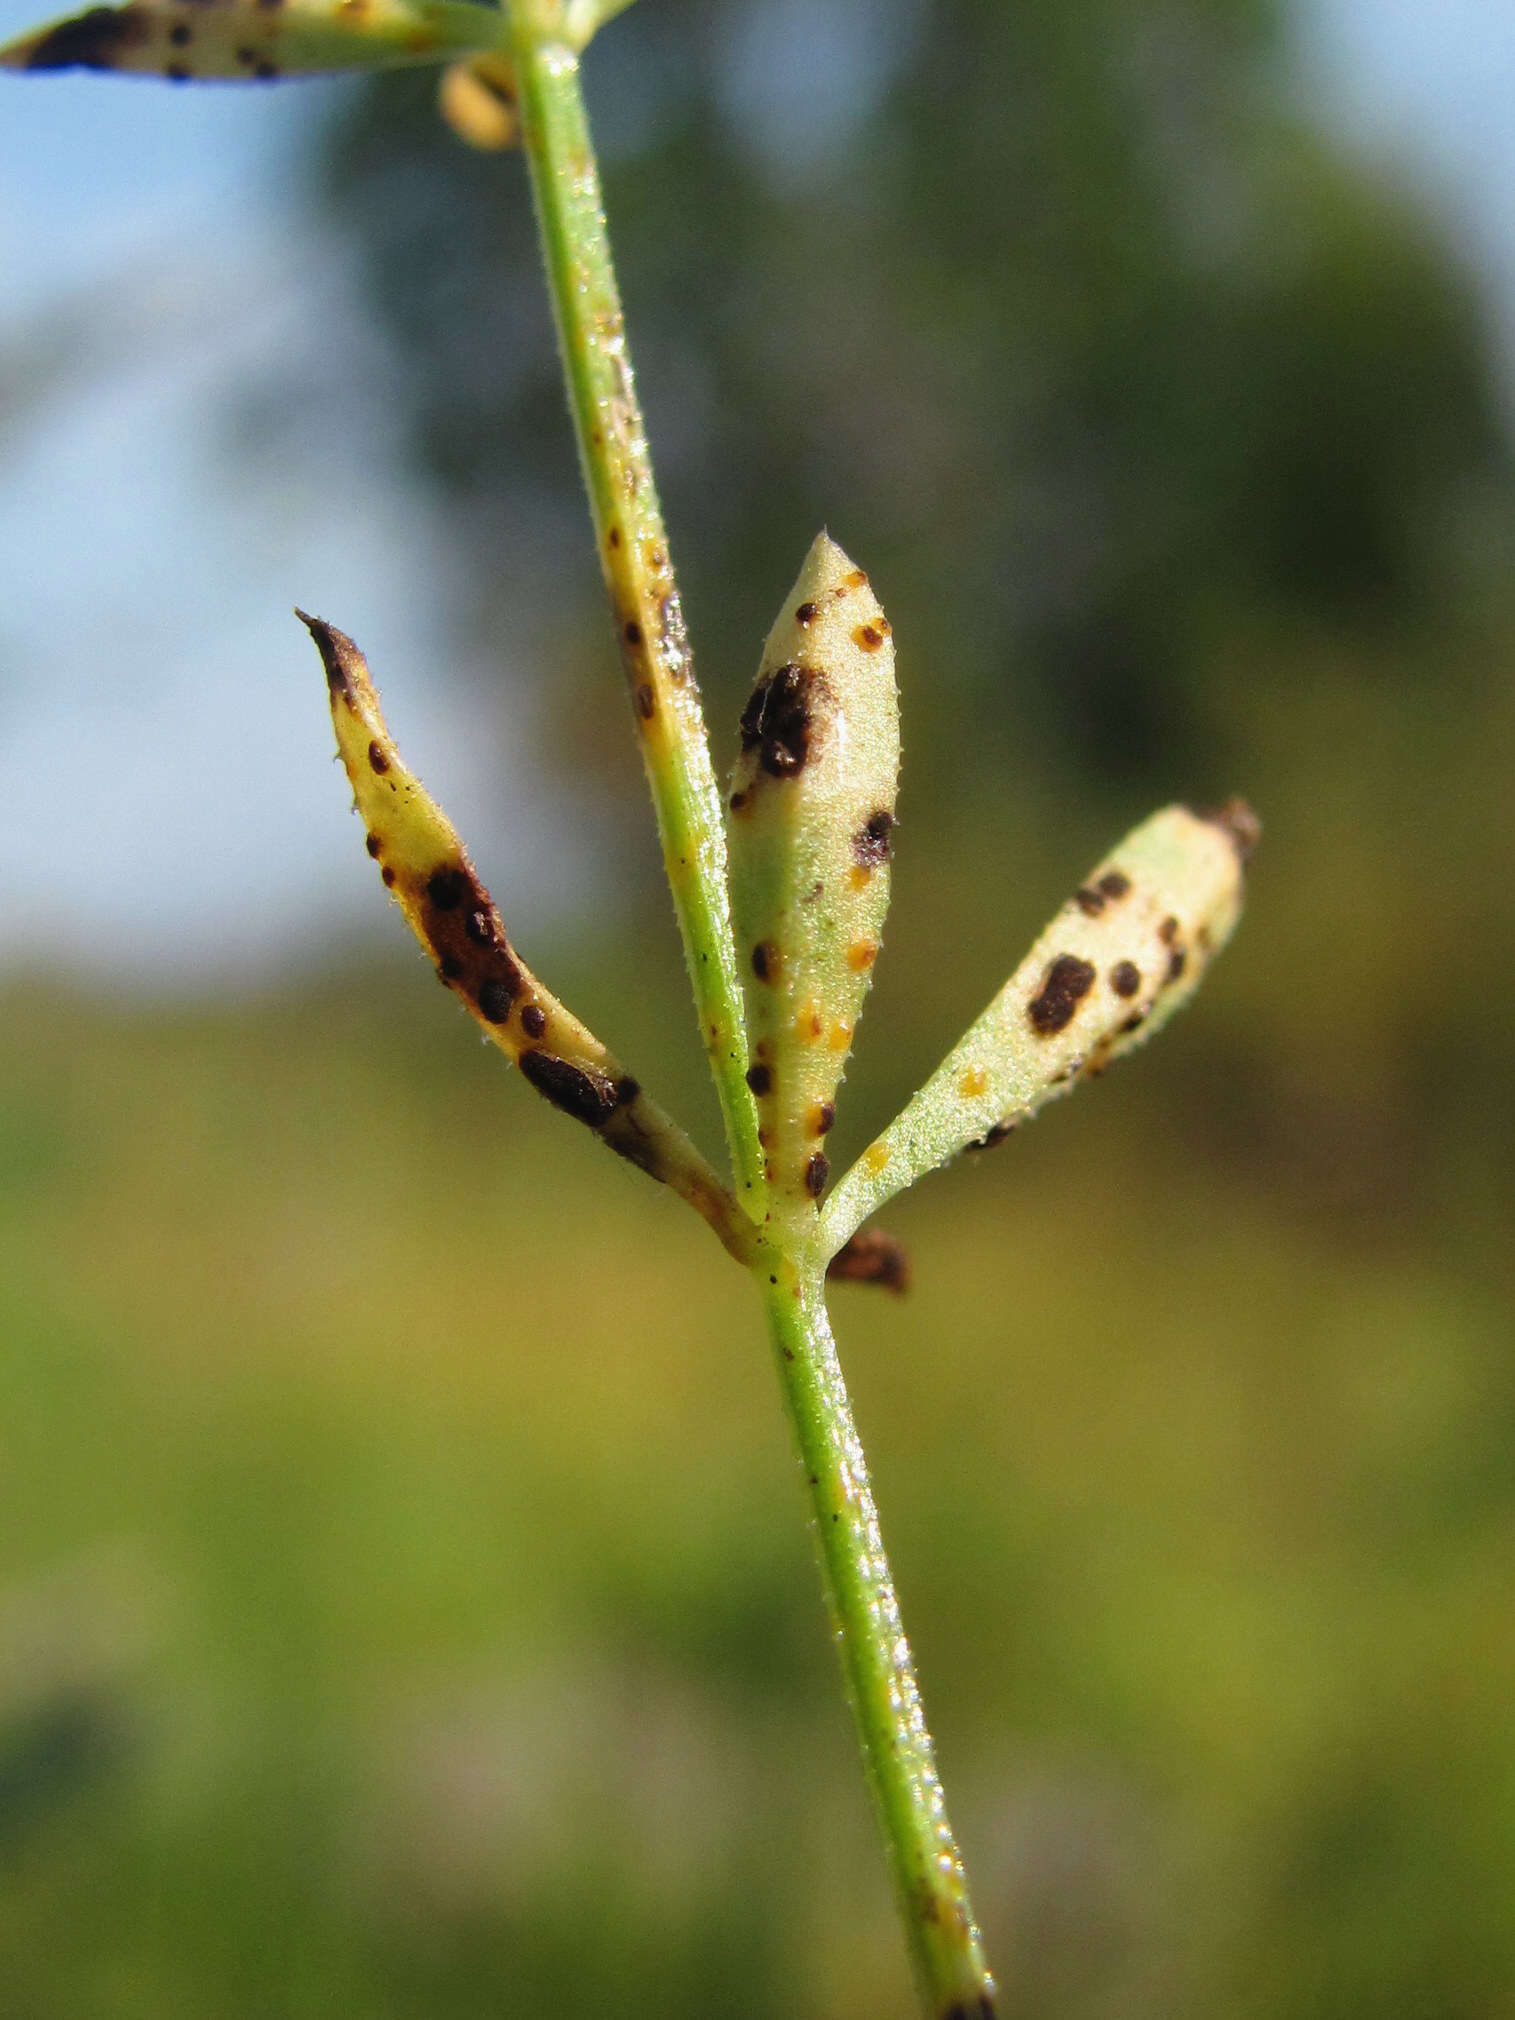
[[508, 10, 996, 2012]]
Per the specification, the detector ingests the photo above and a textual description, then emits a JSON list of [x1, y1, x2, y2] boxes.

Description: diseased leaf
[[300, 611, 757, 1264], [821, 801, 1258, 1255], [726, 533, 900, 1223], [0, 0, 499, 82]]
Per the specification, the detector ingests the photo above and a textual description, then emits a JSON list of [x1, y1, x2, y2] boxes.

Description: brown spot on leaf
[[520, 1003, 547, 1039], [426, 866, 466, 911], [623, 620, 642, 647], [520, 1051, 620, 1127], [1110, 960, 1141, 998], [804, 1151, 830, 1198], [635, 683, 655, 720], [380, 866, 396, 888], [809, 1100, 836, 1137], [794, 601, 819, 626], [1073, 886, 1106, 916], [745, 1062, 772, 1095], [364, 832, 382, 859], [751, 941, 777, 982], [477, 977, 515, 1022], [20, 3, 149, 68], [853, 622, 884, 651], [1098, 869, 1131, 900], [1167, 946, 1188, 984], [1159, 916, 1180, 945], [851, 808, 895, 868], [1028, 954, 1096, 1034], [168, 21, 191, 44], [367, 739, 389, 775], [739, 662, 828, 778]]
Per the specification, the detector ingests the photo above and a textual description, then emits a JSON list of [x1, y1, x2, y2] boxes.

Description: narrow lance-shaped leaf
[[821, 801, 1259, 1256], [300, 612, 757, 1266], [727, 534, 900, 1224], [0, 0, 501, 81]]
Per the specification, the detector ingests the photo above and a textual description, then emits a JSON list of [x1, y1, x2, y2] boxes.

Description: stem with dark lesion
[[508, 11, 765, 1213], [508, 10, 997, 2013]]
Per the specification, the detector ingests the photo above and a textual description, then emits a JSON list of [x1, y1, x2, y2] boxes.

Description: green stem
[[762, 1260, 996, 2020], [508, 13, 764, 1213]]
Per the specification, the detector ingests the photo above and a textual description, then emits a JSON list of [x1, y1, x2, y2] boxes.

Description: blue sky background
[[2, 0, 1513, 989]]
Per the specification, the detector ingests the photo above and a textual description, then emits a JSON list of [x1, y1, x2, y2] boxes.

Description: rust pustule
[[1028, 954, 1096, 1035], [739, 662, 827, 778], [1110, 960, 1142, 998], [520, 1050, 620, 1127], [851, 809, 896, 868]]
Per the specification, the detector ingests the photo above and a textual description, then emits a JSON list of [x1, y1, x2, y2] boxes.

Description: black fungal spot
[[465, 909, 494, 946], [635, 683, 655, 720], [380, 866, 396, 888], [1097, 870, 1131, 900], [364, 832, 382, 859], [168, 21, 191, 44], [427, 866, 466, 911], [367, 740, 389, 775], [729, 789, 748, 814], [623, 620, 642, 646], [851, 809, 896, 868], [746, 1062, 772, 1095], [1167, 947, 1187, 983], [21, 3, 147, 68], [1028, 954, 1097, 1035], [969, 1118, 1018, 1151], [804, 1151, 830, 1198], [1120, 1011, 1146, 1034], [615, 1077, 640, 1106], [607, 526, 621, 550], [751, 941, 777, 982], [1073, 886, 1106, 917], [520, 1051, 620, 1127], [739, 662, 827, 778], [439, 954, 463, 981], [794, 601, 819, 625], [477, 978, 515, 1022], [520, 1003, 547, 1039], [1110, 960, 1141, 998]]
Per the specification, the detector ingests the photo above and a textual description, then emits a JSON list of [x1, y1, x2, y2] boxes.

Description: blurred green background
[[4, 0, 1515, 2014]]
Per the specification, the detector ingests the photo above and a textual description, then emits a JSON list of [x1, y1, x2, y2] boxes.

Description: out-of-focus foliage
[[5, 0, 1515, 2015]]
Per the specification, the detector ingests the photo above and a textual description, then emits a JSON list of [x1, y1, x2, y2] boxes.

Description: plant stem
[[509, 14, 996, 2010], [508, 13, 764, 1212], [762, 1261, 996, 2020]]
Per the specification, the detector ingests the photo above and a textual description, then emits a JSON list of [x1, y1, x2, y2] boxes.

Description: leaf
[[820, 800, 1258, 1255], [0, 0, 500, 82], [726, 533, 900, 1221], [300, 611, 757, 1264]]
